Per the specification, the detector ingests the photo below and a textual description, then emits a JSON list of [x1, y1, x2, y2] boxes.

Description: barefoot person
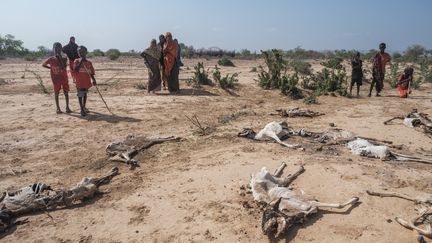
[[73, 46, 96, 116], [140, 39, 162, 93], [396, 67, 414, 98], [62, 36, 79, 80], [350, 52, 363, 97], [368, 43, 391, 97], [163, 32, 179, 93], [42, 42, 71, 114]]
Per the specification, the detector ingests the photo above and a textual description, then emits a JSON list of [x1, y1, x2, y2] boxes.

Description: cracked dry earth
[[0, 57, 431, 242]]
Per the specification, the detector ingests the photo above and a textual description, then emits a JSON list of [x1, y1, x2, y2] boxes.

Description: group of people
[[42, 37, 96, 116], [42, 38, 415, 116], [350, 42, 414, 98], [140, 32, 182, 94]]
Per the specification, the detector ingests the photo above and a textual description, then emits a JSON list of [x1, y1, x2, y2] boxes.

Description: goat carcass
[[250, 163, 359, 237], [238, 121, 300, 148]]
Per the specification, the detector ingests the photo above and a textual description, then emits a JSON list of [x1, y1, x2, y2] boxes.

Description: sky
[[1, 0, 431, 53]]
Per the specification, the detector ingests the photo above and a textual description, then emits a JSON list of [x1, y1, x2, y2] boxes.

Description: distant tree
[[0, 34, 29, 57], [105, 49, 121, 60], [404, 44, 426, 62]]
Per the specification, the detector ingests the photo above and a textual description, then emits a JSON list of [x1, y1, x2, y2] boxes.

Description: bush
[[279, 72, 303, 99], [213, 68, 239, 89], [105, 49, 121, 60], [309, 67, 348, 96], [218, 56, 235, 67], [419, 60, 432, 84], [388, 62, 400, 88], [188, 62, 212, 87], [288, 59, 312, 75], [91, 49, 105, 57]]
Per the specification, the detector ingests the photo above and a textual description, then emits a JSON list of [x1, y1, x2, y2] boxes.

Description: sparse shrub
[[419, 60, 432, 84], [321, 57, 344, 69], [91, 49, 105, 57], [213, 71, 239, 90], [250, 67, 257, 72], [24, 55, 37, 61], [105, 49, 121, 60], [289, 59, 312, 75], [30, 71, 49, 94], [279, 72, 303, 99], [218, 56, 235, 67], [389, 62, 400, 88], [135, 83, 146, 90], [188, 62, 212, 87]]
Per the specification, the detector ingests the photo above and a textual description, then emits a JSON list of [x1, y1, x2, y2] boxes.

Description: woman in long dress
[[163, 32, 180, 93], [141, 39, 162, 93]]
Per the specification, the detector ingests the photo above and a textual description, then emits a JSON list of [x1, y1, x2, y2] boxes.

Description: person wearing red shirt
[[73, 46, 96, 117], [42, 42, 71, 114]]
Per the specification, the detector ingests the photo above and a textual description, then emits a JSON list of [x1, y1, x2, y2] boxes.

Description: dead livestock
[[384, 109, 432, 138], [0, 167, 119, 233], [238, 121, 300, 148], [250, 163, 359, 238], [273, 107, 325, 118]]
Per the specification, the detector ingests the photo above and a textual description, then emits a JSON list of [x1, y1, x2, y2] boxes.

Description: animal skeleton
[[250, 163, 359, 237], [367, 190, 432, 240], [273, 107, 324, 118], [0, 167, 119, 233], [106, 135, 180, 168], [384, 109, 432, 138], [238, 121, 300, 148]]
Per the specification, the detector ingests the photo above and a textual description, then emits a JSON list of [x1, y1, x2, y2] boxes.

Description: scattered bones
[[384, 109, 432, 138], [0, 167, 119, 233], [106, 135, 181, 168], [250, 163, 359, 238], [367, 190, 432, 240], [273, 107, 325, 118]]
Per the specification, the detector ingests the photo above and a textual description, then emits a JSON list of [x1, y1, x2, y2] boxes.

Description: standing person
[[396, 67, 414, 98], [174, 39, 183, 67], [73, 46, 96, 117], [157, 34, 166, 89], [350, 52, 363, 97], [163, 32, 179, 93], [140, 39, 162, 94], [62, 36, 79, 80], [42, 42, 71, 114], [368, 43, 391, 97]]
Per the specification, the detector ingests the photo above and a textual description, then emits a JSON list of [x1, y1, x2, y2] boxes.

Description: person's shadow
[[67, 111, 142, 123], [156, 88, 219, 96]]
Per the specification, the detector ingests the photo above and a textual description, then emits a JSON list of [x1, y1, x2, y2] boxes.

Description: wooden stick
[[366, 190, 417, 202], [273, 162, 287, 177], [384, 117, 404, 125]]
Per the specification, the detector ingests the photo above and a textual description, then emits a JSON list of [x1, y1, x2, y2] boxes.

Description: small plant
[[30, 71, 49, 94], [105, 49, 121, 60], [188, 62, 212, 87], [288, 59, 312, 75], [303, 93, 318, 104], [250, 67, 257, 72], [258, 49, 287, 89], [135, 83, 146, 90], [418, 60, 432, 84], [217, 56, 235, 67], [321, 57, 344, 69], [388, 62, 400, 88], [279, 72, 303, 100], [212, 66, 239, 89]]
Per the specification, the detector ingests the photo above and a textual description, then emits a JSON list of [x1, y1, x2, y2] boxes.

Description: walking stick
[[81, 63, 115, 115]]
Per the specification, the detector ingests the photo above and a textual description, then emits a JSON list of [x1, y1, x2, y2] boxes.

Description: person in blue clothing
[[174, 39, 183, 67]]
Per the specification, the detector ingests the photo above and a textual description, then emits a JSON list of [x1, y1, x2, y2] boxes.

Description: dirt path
[[0, 57, 431, 242]]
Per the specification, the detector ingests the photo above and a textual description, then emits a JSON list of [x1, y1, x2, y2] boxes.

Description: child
[[73, 46, 96, 116], [350, 52, 363, 97], [42, 42, 71, 114], [396, 67, 414, 98]]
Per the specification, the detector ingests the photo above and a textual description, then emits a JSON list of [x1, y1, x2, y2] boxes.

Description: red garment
[[163, 40, 178, 77], [69, 59, 77, 80], [42, 56, 69, 93], [397, 74, 410, 98], [73, 59, 95, 89]]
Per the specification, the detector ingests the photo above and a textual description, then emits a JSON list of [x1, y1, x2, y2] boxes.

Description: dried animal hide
[[274, 107, 324, 118]]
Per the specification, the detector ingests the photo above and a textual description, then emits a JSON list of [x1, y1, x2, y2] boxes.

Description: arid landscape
[[1, 57, 431, 243]]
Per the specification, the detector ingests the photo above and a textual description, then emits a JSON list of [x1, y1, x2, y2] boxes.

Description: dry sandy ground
[[0, 57, 431, 243]]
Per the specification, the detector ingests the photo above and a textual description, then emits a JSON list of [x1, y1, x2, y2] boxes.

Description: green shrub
[[105, 49, 121, 60], [217, 56, 235, 66], [213, 68, 239, 89], [419, 60, 432, 84], [258, 49, 287, 89], [279, 72, 303, 99], [288, 59, 312, 75], [92, 49, 105, 57], [388, 62, 400, 88], [188, 62, 212, 87]]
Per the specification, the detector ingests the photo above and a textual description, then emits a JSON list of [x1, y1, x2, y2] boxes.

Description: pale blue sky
[[1, 0, 431, 52]]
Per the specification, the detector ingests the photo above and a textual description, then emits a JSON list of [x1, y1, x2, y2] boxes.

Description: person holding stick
[[73, 45, 96, 116], [396, 67, 414, 98]]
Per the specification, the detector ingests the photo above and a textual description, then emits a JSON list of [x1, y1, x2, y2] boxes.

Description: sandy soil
[[0, 57, 431, 243]]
